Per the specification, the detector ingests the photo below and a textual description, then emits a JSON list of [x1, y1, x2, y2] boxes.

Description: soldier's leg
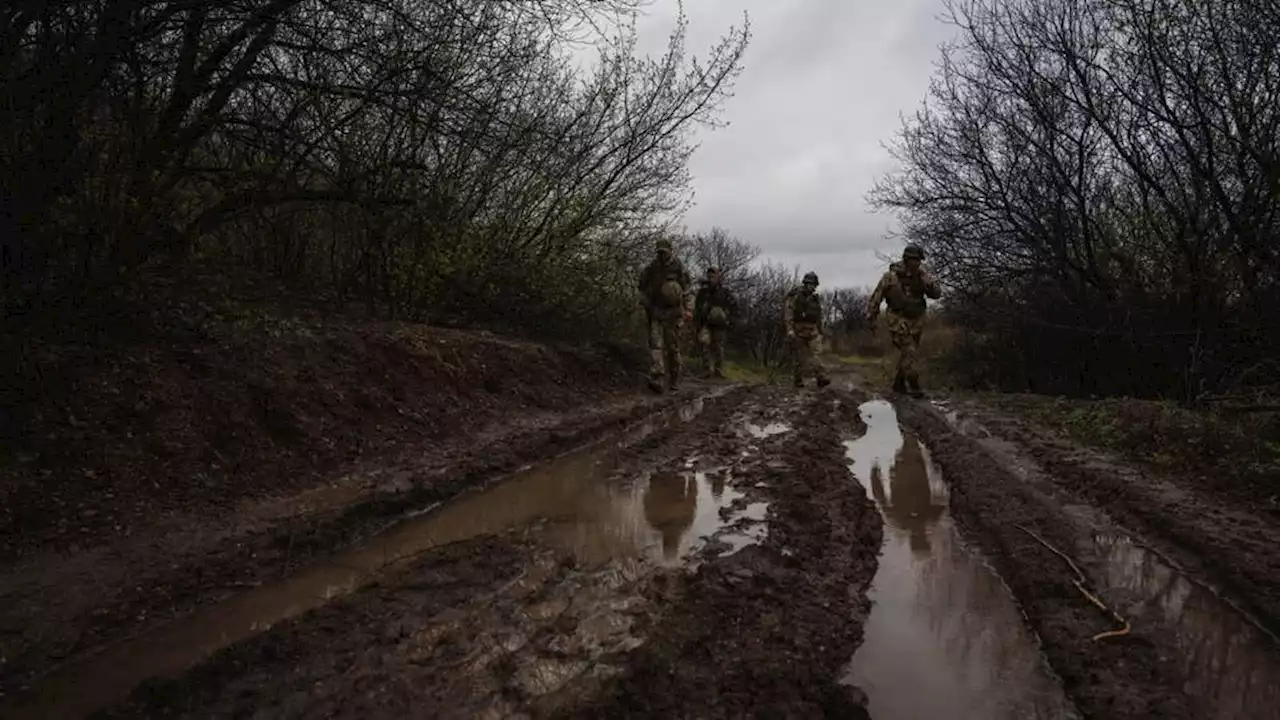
[[664, 320, 683, 387], [809, 336, 830, 386], [648, 316, 666, 391], [792, 334, 810, 387], [904, 324, 925, 396], [710, 328, 726, 376], [697, 327, 713, 377], [888, 317, 911, 393]]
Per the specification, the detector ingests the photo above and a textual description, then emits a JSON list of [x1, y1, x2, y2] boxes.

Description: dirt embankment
[[84, 384, 882, 719], [1, 319, 645, 555], [0, 315, 667, 697]]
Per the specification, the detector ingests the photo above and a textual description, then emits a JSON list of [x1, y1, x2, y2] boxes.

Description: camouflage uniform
[[784, 271, 831, 388], [868, 244, 942, 397], [638, 238, 693, 393], [694, 268, 736, 378]]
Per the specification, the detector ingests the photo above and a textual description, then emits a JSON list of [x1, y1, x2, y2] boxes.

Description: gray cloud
[[633, 0, 958, 288]]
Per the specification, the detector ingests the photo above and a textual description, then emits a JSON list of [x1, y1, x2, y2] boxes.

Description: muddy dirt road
[[5, 371, 1280, 718]]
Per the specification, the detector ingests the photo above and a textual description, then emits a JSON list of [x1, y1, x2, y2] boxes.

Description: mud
[[0, 386, 704, 704], [16, 383, 883, 719], [842, 400, 1078, 719], [895, 397, 1280, 719], [964, 399, 1280, 641], [570, 388, 882, 719]]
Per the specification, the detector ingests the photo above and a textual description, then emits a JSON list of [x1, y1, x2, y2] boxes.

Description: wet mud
[[570, 388, 882, 719], [842, 400, 1078, 719], [895, 397, 1280, 720], [0, 386, 726, 715], [25, 383, 883, 719], [976, 402, 1280, 641]]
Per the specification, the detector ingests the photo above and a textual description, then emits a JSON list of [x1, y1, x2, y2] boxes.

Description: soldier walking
[[784, 271, 831, 389], [694, 267, 736, 379], [638, 238, 693, 393], [867, 244, 942, 398]]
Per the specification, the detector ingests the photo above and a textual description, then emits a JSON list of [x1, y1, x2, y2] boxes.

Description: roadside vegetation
[[6, 0, 1276, 535], [866, 0, 1280, 504], [872, 0, 1280, 406]]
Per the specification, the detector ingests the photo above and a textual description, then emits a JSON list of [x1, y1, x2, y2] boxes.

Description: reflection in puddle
[[8, 395, 764, 720], [937, 401, 1280, 716], [1095, 536, 1280, 719], [842, 400, 1078, 720], [742, 421, 791, 438]]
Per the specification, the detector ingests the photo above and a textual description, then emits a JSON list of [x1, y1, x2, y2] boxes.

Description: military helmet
[[903, 244, 925, 261], [706, 266, 720, 276], [802, 271, 819, 285], [655, 238, 673, 252]]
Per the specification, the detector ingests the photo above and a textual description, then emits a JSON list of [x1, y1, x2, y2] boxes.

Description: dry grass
[[830, 316, 959, 390], [983, 393, 1280, 506]]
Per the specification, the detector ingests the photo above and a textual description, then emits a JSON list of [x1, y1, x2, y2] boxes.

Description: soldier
[[784, 271, 832, 389], [694, 266, 736, 379], [867, 244, 942, 398], [638, 237, 693, 393], [643, 470, 697, 561]]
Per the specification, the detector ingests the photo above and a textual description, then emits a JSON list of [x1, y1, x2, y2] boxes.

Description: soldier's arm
[[923, 271, 942, 299], [867, 274, 889, 316], [693, 287, 707, 324]]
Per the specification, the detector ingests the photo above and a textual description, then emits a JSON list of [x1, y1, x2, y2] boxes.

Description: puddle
[[742, 421, 791, 438], [8, 394, 765, 720], [938, 400, 1280, 715], [841, 400, 1079, 719], [1093, 535, 1280, 719]]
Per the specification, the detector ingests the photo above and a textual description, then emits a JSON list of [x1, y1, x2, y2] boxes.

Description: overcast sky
[[629, 1, 958, 289]]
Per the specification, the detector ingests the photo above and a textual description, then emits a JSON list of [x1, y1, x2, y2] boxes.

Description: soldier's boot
[[892, 371, 907, 395], [793, 377, 804, 389], [907, 374, 925, 399], [816, 375, 831, 388], [713, 368, 727, 379], [668, 367, 681, 391], [648, 376, 665, 394]]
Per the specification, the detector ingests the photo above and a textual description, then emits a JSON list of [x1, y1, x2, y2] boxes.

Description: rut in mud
[[894, 397, 1280, 720], [11, 372, 1280, 720], [842, 399, 1078, 720], [11, 382, 884, 719]]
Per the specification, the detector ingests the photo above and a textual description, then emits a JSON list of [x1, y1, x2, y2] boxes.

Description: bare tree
[[1, 0, 752, 345], [871, 0, 1280, 400]]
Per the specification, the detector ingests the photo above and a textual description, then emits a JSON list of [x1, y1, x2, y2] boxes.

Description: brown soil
[[892, 395, 1280, 720], [1, 320, 643, 557], [10, 322, 1280, 720], [949, 396, 1280, 639], [83, 383, 883, 719], [571, 387, 879, 719], [0, 318, 667, 697]]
